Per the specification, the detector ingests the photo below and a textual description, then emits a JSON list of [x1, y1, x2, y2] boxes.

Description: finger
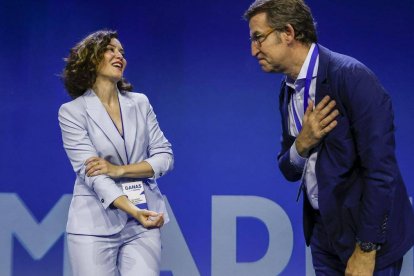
[[145, 214, 163, 226], [92, 167, 104, 176], [320, 120, 338, 137], [87, 166, 99, 177], [88, 163, 105, 176], [314, 95, 331, 112], [156, 213, 164, 221], [158, 216, 165, 227], [142, 219, 158, 228], [151, 215, 164, 227], [85, 157, 99, 165], [143, 210, 159, 218], [155, 218, 164, 227], [305, 100, 314, 115], [318, 100, 336, 119], [324, 120, 338, 133], [86, 165, 95, 176], [86, 161, 98, 170], [320, 109, 339, 128], [86, 161, 98, 174], [303, 100, 314, 122]]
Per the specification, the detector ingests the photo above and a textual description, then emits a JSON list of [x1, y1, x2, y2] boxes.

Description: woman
[[58, 29, 174, 276]]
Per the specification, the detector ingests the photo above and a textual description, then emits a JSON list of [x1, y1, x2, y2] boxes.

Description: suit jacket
[[277, 45, 414, 269], [59, 89, 174, 236]]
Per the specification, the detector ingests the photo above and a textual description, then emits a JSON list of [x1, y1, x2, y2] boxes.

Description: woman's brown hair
[[62, 30, 133, 99]]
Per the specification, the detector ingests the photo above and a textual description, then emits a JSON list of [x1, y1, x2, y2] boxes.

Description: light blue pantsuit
[[67, 221, 161, 276], [59, 89, 174, 275]]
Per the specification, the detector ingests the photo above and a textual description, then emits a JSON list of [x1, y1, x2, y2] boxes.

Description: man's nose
[[251, 42, 260, 57]]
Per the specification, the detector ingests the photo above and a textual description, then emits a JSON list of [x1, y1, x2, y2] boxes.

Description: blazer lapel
[[280, 80, 290, 135], [118, 92, 137, 164], [315, 44, 331, 103], [84, 89, 128, 165]]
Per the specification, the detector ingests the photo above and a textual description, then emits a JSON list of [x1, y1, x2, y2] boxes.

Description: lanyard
[[292, 45, 319, 133]]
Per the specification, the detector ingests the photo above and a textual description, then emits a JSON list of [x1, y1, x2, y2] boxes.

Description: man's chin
[[260, 65, 274, 73]]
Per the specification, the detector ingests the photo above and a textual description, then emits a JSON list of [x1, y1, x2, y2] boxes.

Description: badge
[[120, 181, 147, 209]]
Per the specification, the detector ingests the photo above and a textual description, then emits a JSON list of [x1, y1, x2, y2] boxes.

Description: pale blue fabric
[[67, 220, 161, 276], [59, 89, 173, 235]]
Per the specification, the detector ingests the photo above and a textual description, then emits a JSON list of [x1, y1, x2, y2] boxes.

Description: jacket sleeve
[[278, 139, 306, 182], [141, 96, 174, 179], [277, 82, 305, 182], [341, 64, 396, 244], [58, 103, 124, 209]]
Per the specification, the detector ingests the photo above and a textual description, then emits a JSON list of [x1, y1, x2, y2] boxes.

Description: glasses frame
[[250, 28, 277, 48]]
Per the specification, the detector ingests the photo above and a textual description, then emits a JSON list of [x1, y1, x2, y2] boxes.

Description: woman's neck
[[92, 78, 118, 106]]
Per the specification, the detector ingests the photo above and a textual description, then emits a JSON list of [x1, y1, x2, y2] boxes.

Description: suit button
[[101, 199, 104, 203]]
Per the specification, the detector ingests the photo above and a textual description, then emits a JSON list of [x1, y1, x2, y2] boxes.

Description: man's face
[[249, 12, 288, 73]]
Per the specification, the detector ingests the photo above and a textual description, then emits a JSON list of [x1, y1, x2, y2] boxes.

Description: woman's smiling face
[[96, 38, 127, 83]]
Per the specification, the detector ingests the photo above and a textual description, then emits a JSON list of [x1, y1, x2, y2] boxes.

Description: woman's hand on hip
[[85, 157, 123, 178]]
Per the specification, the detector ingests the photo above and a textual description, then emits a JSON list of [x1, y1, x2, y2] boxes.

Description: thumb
[[143, 210, 159, 217], [304, 100, 314, 118]]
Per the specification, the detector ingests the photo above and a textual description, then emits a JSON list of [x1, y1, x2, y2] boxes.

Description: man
[[244, 0, 414, 275]]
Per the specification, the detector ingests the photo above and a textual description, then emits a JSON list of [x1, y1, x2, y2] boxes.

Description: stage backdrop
[[1, 0, 413, 275]]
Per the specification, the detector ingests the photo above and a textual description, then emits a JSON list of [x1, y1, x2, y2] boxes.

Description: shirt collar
[[286, 43, 317, 91]]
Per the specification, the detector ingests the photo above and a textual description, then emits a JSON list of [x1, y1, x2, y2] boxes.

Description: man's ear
[[283, 24, 295, 44]]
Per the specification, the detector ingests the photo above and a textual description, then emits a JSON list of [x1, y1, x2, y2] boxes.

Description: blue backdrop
[[1, 0, 413, 275]]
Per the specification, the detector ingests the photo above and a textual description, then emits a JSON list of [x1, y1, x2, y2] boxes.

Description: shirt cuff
[[289, 141, 307, 170]]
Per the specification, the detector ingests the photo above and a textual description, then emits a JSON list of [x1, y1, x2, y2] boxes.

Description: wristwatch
[[357, 240, 381, 252]]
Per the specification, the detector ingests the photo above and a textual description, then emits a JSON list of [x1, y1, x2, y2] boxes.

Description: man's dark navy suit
[[277, 44, 414, 269]]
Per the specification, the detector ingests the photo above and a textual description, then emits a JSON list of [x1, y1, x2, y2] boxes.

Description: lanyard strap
[[292, 45, 319, 133]]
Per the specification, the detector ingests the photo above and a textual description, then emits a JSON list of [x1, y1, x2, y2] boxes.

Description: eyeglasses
[[250, 28, 277, 48]]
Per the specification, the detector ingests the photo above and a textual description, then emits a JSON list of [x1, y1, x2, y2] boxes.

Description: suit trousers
[[310, 211, 403, 276], [67, 219, 161, 276]]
